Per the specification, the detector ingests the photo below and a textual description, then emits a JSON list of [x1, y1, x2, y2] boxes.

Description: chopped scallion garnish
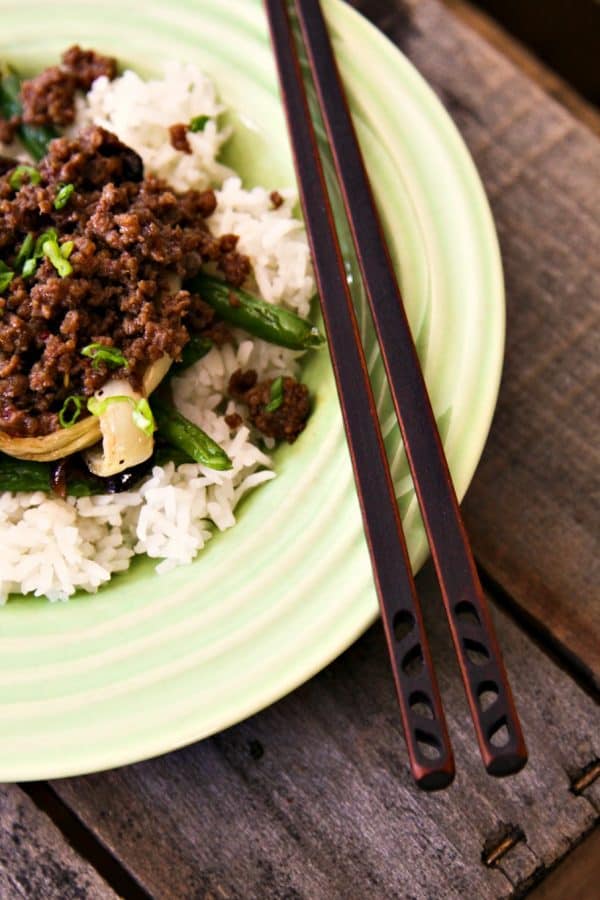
[[9, 164, 41, 191], [87, 395, 155, 437], [60, 240, 74, 259], [14, 233, 34, 270], [131, 398, 156, 437], [0, 261, 14, 294], [42, 239, 73, 278], [58, 395, 84, 428], [189, 114, 210, 132], [54, 183, 75, 210], [34, 228, 58, 258], [81, 343, 128, 370], [87, 395, 130, 417], [264, 376, 284, 413], [22, 257, 37, 278]]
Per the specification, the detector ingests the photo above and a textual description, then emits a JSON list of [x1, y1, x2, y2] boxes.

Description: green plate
[[0, 0, 504, 780]]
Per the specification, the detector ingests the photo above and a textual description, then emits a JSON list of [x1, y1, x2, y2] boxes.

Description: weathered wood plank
[[0, 785, 116, 900], [529, 826, 600, 900], [439, 0, 600, 139], [50, 567, 599, 899], [351, 0, 600, 684]]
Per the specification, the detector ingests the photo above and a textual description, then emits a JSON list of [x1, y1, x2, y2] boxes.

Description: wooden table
[[1, 1, 598, 897]]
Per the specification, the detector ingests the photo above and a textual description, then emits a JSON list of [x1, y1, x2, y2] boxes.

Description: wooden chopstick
[[265, 0, 454, 790], [265, 0, 528, 785], [293, 0, 527, 778]]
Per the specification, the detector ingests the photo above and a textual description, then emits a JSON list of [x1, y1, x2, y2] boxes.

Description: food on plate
[[0, 48, 321, 600]]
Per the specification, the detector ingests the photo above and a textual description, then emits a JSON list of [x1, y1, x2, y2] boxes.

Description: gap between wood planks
[[520, 824, 600, 900], [439, 0, 600, 139], [17, 782, 152, 900], [478, 565, 600, 703]]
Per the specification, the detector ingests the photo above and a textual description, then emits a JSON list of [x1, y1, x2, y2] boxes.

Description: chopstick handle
[[264, 0, 454, 790], [294, 0, 527, 776]]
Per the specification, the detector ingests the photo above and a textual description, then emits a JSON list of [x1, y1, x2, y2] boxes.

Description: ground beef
[[0, 119, 19, 146], [0, 125, 251, 437], [228, 369, 310, 443], [225, 412, 243, 430], [169, 124, 191, 154], [20, 46, 117, 129], [61, 45, 117, 90], [21, 67, 78, 127]]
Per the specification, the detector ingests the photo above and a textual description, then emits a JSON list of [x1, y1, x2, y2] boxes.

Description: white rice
[[0, 63, 315, 602]]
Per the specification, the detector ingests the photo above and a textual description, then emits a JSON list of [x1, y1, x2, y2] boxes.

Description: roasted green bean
[[152, 392, 232, 471], [187, 273, 325, 351]]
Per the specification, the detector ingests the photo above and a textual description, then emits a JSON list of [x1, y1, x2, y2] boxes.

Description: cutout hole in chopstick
[[402, 644, 424, 677], [410, 691, 435, 720], [478, 681, 499, 712], [393, 609, 415, 642], [455, 601, 481, 626], [415, 729, 442, 760], [464, 638, 490, 666], [489, 717, 511, 748]]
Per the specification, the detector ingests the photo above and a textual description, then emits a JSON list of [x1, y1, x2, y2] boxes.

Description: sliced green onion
[[14, 233, 34, 270], [9, 164, 40, 191], [60, 240, 74, 259], [188, 114, 210, 132], [131, 398, 156, 437], [264, 376, 284, 413], [54, 183, 74, 210], [42, 239, 73, 277], [22, 257, 37, 278], [0, 261, 14, 293], [87, 395, 131, 417], [87, 394, 155, 437], [34, 228, 58, 258], [58, 395, 84, 428], [81, 343, 128, 370]]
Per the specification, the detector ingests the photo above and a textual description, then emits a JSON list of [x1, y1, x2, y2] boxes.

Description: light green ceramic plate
[[0, 0, 504, 780]]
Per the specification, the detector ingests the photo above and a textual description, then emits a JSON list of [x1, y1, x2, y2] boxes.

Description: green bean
[[173, 335, 213, 373], [187, 273, 325, 351], [0, 65, 56, 161], [0, 454, 51, 493], [0, 453, 101, 496], [152, 392, 232, 471]]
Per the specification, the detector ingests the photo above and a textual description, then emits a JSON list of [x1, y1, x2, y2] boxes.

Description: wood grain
[[529, 826, 600, 900], [0, 785, 116, 900], [352, 0, 600, 685], [50, 568, 599, 899], [439, 0, 600, 139]]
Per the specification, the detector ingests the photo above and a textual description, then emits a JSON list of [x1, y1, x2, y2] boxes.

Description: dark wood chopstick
[[264, 0, 454, 790], [293, 0, 527, 778], [265, 0, 528, 785]]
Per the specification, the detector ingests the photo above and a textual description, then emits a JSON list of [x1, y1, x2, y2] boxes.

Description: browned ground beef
[[20, 46, 117, 128], [0, 119, 18, 145], [228, 369, 310, 443], [169, 124, 192, 154], [0, 125, 251, 437], [61, 46, 117, 90]]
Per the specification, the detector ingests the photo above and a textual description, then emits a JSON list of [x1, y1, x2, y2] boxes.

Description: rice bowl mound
[[0, 61, 316, 602]]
